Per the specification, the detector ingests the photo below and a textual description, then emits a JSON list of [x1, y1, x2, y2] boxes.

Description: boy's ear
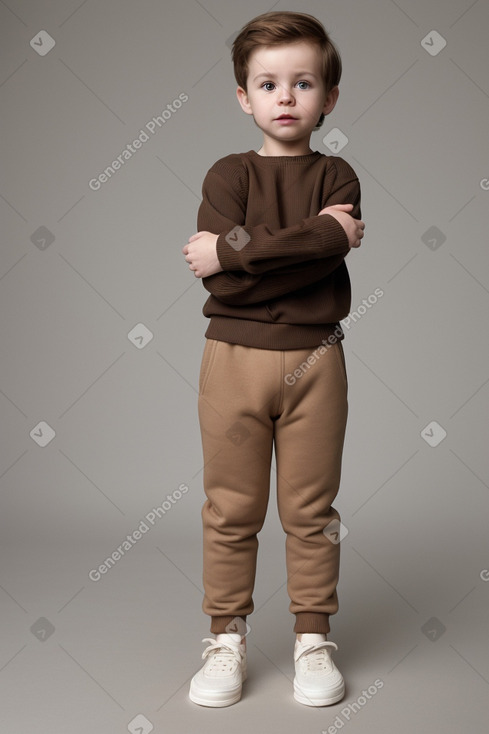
[[236, 86, 253, 115], [322, 85, 339, 116]]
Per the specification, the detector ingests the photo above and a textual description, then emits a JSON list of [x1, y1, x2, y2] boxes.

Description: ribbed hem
[[209, 613, 330, 633], [210, 615, 248, 635], [294, 613, 331, 634], [204, 318, 344, 351]]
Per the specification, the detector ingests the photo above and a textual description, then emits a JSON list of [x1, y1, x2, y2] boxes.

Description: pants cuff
[[294, 612, 330, 634]]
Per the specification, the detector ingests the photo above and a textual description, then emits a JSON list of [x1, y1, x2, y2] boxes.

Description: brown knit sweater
[[197, 149, 361, 350]]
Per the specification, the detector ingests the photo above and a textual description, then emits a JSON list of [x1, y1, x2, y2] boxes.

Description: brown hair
[[231, 11, 342, 130]]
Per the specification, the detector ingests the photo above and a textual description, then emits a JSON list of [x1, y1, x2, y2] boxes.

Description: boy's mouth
[[275, 114, 297, 120]]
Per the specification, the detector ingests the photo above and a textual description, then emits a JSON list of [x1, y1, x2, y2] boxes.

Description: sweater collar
[[247, 149, 322, 163]]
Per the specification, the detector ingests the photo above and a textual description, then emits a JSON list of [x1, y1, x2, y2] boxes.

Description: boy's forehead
[[247, 41, 322, 76]]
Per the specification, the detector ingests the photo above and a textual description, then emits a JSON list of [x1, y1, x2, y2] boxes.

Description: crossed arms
[[182, 164, 365, 306]]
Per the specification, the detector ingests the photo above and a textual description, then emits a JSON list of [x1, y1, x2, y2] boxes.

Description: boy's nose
[[277, 85, 294, 103]]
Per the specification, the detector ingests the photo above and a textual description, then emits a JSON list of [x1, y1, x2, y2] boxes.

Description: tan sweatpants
[[197, 337, 348, 635]]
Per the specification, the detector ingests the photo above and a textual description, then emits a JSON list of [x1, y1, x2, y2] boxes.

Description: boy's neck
[[256, 138, 314, 157]]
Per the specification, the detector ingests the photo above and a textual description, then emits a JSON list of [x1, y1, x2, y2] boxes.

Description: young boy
[[183, 11, 365, 708]]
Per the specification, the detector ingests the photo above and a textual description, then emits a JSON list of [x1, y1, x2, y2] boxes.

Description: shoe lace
[[295, 641, 337, 672], [200, 637, 244, 673]]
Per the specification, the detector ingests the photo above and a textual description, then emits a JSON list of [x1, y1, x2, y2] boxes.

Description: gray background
[[1, 0, 488, 731]]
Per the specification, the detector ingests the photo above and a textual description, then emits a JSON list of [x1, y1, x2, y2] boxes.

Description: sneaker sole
[[189, 668, 247, 707], [293, 677, 345, 707]]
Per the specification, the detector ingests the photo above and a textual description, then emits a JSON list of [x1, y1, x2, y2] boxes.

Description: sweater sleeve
[[202, 252, 347, 305], [196, 165, 268, 301]]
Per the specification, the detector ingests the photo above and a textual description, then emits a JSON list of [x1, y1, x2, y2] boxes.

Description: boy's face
[[236, 41, 338, 154]]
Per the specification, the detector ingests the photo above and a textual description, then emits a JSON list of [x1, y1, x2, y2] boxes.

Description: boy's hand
[[183, 231, 223, 278], [318, 203, 365, 249]]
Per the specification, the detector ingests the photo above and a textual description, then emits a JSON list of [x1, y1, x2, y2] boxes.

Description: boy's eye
[[261, 81, 311, 91]]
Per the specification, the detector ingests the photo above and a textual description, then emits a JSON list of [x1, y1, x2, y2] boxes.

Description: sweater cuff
[[216, 229, 248, 271]]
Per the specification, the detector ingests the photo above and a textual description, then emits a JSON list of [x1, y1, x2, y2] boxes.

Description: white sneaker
[[293, 634, 345, 706], [189, 634, 247, 707]]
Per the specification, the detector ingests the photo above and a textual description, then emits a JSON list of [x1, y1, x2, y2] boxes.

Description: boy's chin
[[252, 118, 314, 140]]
